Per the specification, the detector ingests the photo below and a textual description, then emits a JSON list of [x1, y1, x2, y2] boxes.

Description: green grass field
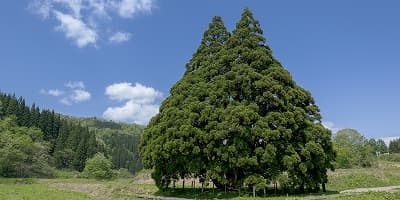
[[2, 161, 400, 199], [0, 183, 93, 200]]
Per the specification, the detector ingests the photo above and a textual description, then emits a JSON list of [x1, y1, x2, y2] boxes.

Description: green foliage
[[102, 131, 142, 173], [375, 139, 388, 153], [389, 138, 400, 153], [365, 138, 388, 155], [244, 174, 266, 195], [82, 153, 115, 180], [0, 92, 99, 172], [140, 8, 335, 193], [0, 117, 54, 178], [66, 117, 144, 174], [333, 129, 375, 168], [115, 168, 135, 178], [378, 153, 400, 162], [0, 91, 144, 176]]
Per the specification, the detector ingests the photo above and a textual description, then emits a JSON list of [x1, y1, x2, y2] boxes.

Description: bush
[[82, 153, 115, 180], [276, 173, 291, 193], [115, 168, 134, 178], [379, 153, 400, 162]]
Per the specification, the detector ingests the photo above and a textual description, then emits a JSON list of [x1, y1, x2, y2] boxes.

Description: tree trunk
[[233, 170, 238, 187], [322, 183, 326, 193], [182, 179, 185, 189], [212, 179, 224, 189], [253, 186, 256, 198]]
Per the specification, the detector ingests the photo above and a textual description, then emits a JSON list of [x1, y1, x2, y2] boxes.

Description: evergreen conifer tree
[[140, 8, 335, 192]]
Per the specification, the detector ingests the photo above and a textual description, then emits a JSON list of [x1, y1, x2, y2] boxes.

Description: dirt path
[[340, 185, 400, 193], [51, 183, 113, 200], [134, 186, 400, 200]]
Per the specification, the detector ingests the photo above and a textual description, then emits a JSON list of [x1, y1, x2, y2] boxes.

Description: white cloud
[[40, 89, 65, 96], [65, 81, 85, 89], [28, 0, 53, 19], [28, 0, 156, 47], [87, 0, 108, 17], [103, 82, 162, 125], [103, 100, 158, 125], [54, 10, 97, 47], [60, 97, 72, 105], [41, 81, 91, 105], [105, 82, 162, 103], [322, 121, 340, 134], [109, 31, 131, 43], [70, 89, 91, 102], [117, 0, 154, 18], [54, 0, 83, 18]]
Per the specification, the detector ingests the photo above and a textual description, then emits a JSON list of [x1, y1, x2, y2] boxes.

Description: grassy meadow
[[1, 161, 400, 199]]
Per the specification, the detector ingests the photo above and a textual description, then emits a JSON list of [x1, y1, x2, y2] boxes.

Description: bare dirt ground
[[340, 185, 400, 193], [51, 183, 113, 199], [132, 172, 154, 184]]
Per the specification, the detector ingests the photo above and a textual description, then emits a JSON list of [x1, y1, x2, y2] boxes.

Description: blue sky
[[0, 1, 399, 139]]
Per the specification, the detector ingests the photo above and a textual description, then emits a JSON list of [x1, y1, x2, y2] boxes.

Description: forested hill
[[64, 116, 144, 173], [0, 92, 143, 177]]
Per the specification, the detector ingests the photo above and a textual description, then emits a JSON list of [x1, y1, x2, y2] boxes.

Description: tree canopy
[[140, 8, 335, 193], [333, 129, 376, 168], [389, 138, 400, 153], [82, 153, 115, 180], [0, 116, 54, 178]]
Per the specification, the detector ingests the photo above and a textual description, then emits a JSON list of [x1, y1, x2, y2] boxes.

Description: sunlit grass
[[0, 183, 94, 200], [2, 162, 400, 199]]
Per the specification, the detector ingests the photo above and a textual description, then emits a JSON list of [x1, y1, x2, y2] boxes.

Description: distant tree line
[[389, 138, 400, 154], [0, 92, 98, 173], [333, 129, 388, 168], [0, 92, 143, 177]]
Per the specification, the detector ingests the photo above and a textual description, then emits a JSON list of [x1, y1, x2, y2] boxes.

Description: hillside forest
[[0, 92, 143, 178]]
